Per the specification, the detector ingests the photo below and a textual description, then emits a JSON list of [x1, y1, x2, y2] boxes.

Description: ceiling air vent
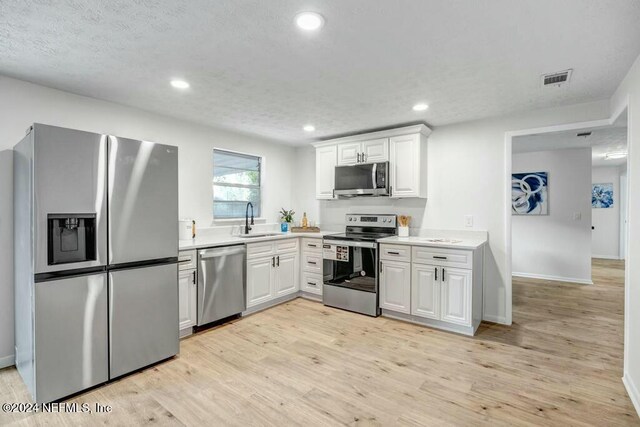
[[541, 69, 572, 87]]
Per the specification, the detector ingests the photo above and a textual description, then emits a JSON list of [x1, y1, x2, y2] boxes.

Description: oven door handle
[[322, 240, 377, 249]]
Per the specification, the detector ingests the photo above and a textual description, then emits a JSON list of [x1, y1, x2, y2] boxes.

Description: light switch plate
[[465, 215, 473, 227], [573, 212, 582, 221]]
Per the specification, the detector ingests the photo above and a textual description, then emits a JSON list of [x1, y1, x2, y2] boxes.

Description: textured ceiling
[[513, 126, 628, 166], [1, 1, 640, 145]]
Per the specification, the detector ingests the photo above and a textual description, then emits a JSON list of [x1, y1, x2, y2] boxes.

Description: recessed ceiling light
[[412, 103, 429, 112], [605, 152, 627, 160], [170, 79, 190, 89], [303, 125, 316, 132], [295, 12, 325, 31]]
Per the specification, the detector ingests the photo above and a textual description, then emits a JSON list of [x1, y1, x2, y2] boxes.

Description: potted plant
[[279, 208, 295, 232]]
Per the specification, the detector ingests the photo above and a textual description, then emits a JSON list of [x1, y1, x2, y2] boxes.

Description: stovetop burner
[[324, 214, 398, 242], [324, 232, 395, 242]]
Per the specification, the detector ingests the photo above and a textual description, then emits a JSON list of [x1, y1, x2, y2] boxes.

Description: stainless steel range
[[322, 214, 397, 316]]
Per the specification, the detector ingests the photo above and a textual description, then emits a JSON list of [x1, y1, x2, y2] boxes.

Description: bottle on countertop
[[302, 212, 308, 229]]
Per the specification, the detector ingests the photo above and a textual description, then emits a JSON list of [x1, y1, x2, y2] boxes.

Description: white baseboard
[[512, 272, 593, 285], [623, 374, 640, 418], [592, 255, 622, 260], [482, 314, 508, 325], [0, 354, 15, 369]]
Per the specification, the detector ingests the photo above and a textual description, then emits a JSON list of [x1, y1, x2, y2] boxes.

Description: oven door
[[334, 162, 389, 197], [322, 240, 378, 292]]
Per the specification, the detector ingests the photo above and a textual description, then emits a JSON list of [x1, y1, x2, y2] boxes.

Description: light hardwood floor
[[1, 259, 638, 426]]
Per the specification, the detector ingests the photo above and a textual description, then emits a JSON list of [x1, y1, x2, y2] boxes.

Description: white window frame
[[212, 148, 264, 222]]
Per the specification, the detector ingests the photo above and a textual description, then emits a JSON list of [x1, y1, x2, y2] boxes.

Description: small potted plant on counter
[[280, 208, 295, 232]]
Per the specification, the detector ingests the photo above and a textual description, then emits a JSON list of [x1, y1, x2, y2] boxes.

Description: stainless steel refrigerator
[[14, 124, 179, 403]]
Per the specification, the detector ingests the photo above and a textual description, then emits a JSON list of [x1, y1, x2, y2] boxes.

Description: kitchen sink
[[238, 233, 282, 239]]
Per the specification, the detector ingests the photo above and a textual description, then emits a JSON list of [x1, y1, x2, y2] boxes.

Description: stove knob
[[348, 217, 353, 222], [382, 218, 387, 223]]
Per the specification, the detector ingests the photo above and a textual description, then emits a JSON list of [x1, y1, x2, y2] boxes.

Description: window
[[213, 149, 261, 219]]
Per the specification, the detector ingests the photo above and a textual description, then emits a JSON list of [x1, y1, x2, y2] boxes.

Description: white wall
[[511, 149, 592, 283], [0, 75, 297, 367], [592, 166, 622, 259], [295, 99, 611, 325], [611, 52, 640, 416]]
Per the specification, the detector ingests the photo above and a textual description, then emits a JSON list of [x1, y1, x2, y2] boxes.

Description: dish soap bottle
[[302, 212, 308, 229]]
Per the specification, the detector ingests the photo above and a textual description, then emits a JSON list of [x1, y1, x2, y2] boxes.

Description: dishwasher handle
[[199, 245, 246, 259]]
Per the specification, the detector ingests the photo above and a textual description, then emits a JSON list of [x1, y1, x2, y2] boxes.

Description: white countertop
[[179, 230, 339, 251], [377, 235, 487, 250]]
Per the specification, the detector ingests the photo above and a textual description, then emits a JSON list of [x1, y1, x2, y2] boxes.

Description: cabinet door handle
[[276, 255, 280, 267], [357, 152, 361, 163], [388, 251, 400, 255], [433, 256, 448, 260], [307, 282, 316, 286], [308, 261, 317, 265], [362, 152, 366, 162], [308, 244, 317, 248], [442, 268, 446, 281], [435, 267, 438, 281], [379, 262, 383, 273], [192, 270, 196, 284], [272, 256, 275, 267]]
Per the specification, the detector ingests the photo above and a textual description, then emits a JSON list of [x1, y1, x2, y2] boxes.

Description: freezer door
[[33, 124, 108, 274], [109, 263, 179, 379], [34, 273, 108, 403], [108, 136, 178, 264]]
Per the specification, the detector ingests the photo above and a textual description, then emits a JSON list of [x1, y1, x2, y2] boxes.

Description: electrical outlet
[[465, 215, 473, 228], [573, 212, 582, 221]]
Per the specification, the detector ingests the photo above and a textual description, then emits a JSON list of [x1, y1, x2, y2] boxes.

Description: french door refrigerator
[[14, 124, 179, 403]]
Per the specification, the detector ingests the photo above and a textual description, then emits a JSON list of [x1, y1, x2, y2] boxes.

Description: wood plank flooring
[[1, 259, 637, 426]]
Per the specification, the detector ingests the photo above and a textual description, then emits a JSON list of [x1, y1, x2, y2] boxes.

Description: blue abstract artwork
[[592, 183, 614, 208], [512, 172, 548, 215]]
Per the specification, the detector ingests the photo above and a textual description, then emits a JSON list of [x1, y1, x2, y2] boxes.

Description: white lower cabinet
[[246, 241, 300, 309], [274, 252, 299, 297], [380, 243, 483, 335], [379, 260, 411, 314], [440, 267, 472, 325], [247, 256, 275, 307], [178, 268, 197, 331], [411, 264, 439, 320]]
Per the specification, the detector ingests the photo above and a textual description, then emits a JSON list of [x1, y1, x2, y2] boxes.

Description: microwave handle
[[372, 163, 377, 189]]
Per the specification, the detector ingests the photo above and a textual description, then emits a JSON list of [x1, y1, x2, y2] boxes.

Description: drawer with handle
[[379, 244, 411, 262], [302, 253, 323, 274], [301, 272, 323, 295], [302, 238, 322, 253], [412, 246, 473, 269], [178, 250, 197, 270]]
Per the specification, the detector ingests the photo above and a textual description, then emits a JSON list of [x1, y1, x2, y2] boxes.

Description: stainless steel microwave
[[334, 161, 389, 197]]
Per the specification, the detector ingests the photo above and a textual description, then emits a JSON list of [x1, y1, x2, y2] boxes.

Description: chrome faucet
[[245, 202, 254, 235]]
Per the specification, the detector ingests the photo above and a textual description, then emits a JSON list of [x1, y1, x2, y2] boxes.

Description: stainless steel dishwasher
[[197, 245, 246, 326]]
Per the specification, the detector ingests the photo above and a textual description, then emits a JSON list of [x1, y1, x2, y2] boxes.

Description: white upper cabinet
[[337, 142, 361, 165], [315, 145, 337, 199], [361, 138, 389, 163], [389, 133, 427, 198], [337, 138, 389, 165]]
